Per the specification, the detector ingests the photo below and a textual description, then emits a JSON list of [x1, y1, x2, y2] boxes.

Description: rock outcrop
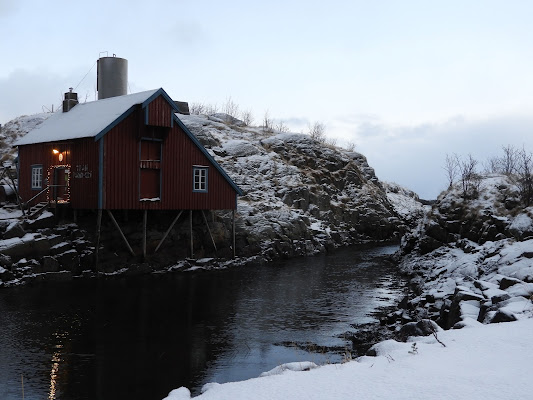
[[391, 175, 533, 333]]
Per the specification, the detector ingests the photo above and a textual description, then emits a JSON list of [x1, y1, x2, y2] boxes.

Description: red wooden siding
[[18, 142, 72, 203], [146, 95, 173, 127], [18, 139, 100, 209], [103, 108, 237, 210], [69, 138, 99, 209]]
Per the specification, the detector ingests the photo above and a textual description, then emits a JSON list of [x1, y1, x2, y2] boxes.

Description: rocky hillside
[[180, 114, 409, 260], [0, 113, 50, 163], [392, 174, 533, 332]]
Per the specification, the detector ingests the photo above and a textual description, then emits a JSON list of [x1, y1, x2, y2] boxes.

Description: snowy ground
[[164, 317, 533, 400]]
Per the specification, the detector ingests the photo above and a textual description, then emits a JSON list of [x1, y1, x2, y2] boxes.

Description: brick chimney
[[63, 88, 79, 112]]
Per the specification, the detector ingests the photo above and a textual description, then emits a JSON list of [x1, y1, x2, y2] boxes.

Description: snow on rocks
[[395, 174, 533, 331], [178, 114, 414, 260], [259, 361, 318, 377]]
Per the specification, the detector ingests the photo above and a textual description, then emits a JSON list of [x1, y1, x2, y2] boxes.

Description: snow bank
[[163, 317, 533, 399]]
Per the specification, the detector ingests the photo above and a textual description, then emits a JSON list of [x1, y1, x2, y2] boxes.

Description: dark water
[[0, 244, 403, 400]]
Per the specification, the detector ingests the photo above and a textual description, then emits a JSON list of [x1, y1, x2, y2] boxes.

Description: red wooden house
[[14, 88, 242, 256]]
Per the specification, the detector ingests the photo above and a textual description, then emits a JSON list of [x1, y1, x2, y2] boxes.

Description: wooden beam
[[201, 210, 217, 253], [154, 210, 183, 253], [95, 209, 102, 271], [143, 209, 147, 259], [106, 209, 135, 257], [232, 209, 236, 258], [190, 210, 193, 257]]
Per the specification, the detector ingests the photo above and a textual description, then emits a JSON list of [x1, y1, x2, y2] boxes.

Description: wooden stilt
[[73, 209, 78, 223], [232, 209, 236, 258], [143, 209, 147, 259], [106, 209, 135, 256], [201, 210, 217, 253], [155, 210, 183, 253], [95, 209, 102, 271], [190, 209, 193, 257]]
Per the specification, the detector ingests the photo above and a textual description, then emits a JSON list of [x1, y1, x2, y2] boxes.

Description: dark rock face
[[489, 310, 517, 323], [398, 319, 440, 341]]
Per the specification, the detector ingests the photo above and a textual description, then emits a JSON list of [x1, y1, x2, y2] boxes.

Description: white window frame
[[31, 165, 43, 190], [193, 166, 208, 192]]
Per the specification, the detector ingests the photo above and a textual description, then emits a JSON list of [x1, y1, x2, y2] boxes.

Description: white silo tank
[[97, 55, 128, 99]]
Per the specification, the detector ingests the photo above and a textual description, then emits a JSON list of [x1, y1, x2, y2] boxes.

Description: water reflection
[[0, 244, 403, 400]]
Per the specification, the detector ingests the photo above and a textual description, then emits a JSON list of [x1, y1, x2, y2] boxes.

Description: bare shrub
[[515, 147, 533, 206], [241, 109, 254, 126], [345, 141, 356, 152], [459, 154, 481, 199], [205, 103, 219, 115], [190, 102, 206, 115], [326, 137, 337, 147], [274, 120, 290, 133], [263, 110, 273, 133], [308, 122, 326, 143]]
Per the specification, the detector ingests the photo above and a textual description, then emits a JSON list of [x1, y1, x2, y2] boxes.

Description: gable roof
[[14, 88, 169, 146]]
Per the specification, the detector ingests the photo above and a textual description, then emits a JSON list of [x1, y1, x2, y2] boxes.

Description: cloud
[[0, 0, 18, 18], [0, 68, 94, 123], [331, 114, 533, 199]]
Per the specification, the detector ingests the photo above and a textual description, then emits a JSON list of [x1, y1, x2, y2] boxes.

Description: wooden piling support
[[190, 210, 193, 257], [201, 210, 217, 253], [95, 209, 102, 271], [154, 210, 183, 253], [232, 209, 236, 258], [107, 209, 135, 256], [143, 209, 147, 259]]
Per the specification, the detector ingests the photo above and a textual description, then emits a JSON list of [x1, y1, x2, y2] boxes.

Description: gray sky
[[2, 0, 533, 199]]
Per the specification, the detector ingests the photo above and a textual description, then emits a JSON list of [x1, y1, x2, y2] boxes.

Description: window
[[31, 165, 43, 190], [193, 167, 208, 192]]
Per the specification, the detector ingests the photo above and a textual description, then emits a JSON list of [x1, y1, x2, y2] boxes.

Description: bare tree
[[262, 110, 273, 133], [484, 156, 501, 174], [500, 144, 519, 176], [308, 121, 326, 143], [222, 96, 239, 120], [443, 153, 460, 189], [241, 109, 254, 126]]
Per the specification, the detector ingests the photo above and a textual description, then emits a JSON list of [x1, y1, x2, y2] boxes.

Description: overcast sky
[[1, 0, 533, 199]]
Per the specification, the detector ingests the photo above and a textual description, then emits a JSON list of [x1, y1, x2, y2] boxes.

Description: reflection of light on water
[[49, 332, 67, 400], [49, 349, 61, 399]]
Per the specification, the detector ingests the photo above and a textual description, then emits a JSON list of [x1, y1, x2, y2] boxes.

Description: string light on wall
[[46, 164, 71, 203]]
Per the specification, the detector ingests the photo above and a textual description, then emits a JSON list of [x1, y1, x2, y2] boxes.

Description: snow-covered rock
[[396, 174, 533, 330], [179, 114, 411, 260]]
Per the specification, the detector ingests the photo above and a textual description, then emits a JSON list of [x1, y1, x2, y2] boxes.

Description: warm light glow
[[58, 154, 63, 162], [52, 149, 59, 154]]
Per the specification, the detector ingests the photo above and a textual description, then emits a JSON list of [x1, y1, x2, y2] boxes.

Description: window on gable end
[[193, 166, 208, 192]]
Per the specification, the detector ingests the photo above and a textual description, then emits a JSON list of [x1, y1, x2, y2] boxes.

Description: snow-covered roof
[[14, 89, 162, 146]]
